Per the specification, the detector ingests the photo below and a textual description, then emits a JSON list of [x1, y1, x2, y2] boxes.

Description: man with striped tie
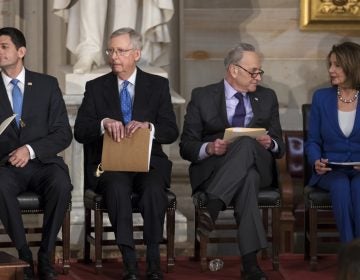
[[180, 43, 285, 280]]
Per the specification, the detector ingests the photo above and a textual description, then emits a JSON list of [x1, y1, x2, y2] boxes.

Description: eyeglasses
[[105, 48, 134, 57], [233, 64, 264, 78]]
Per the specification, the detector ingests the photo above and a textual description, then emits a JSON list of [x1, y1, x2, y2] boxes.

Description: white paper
[[0, 115, 16, 135], [328, 161, 360, 166]]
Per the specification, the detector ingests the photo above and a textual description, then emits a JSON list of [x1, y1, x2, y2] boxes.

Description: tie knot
[[11, 79, 20, 86], [122, 80, 129, 89], [234, 92, 243, 100]]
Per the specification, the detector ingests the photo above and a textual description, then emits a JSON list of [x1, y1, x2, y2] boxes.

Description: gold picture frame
[[300, 0, 360, 31]]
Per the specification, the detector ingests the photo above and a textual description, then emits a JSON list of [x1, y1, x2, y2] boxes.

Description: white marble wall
[[180, 0, 360, 131]]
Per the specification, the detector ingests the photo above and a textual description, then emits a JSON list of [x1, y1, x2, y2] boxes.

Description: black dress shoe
[[18, 246, 34, 280], [243, 266, 268, 280], [146, 261, 163, 280], [123, 262, 139, 280], [37, 252, 58, 280], [196, 210, 215, 238]]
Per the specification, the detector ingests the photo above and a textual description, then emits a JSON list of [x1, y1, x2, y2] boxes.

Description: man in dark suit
[[0, 27, 72, 280], [180, 43, 285, 280], [74, 28, 178, 280]]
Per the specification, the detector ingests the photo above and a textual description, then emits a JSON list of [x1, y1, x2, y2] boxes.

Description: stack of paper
[[223, 127, 266, 142]]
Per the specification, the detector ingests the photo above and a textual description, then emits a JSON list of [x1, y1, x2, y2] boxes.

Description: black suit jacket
[[74, 68, 179, 190], [180, 80, 285, 192], [0, 69, 72, 170]]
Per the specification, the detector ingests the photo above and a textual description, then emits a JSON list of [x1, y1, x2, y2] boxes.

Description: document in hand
[[101, 127, 154, 172], [223, 127, 267, 142], [0, 115, 16, 135]]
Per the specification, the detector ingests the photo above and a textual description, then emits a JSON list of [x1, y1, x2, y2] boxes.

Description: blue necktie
[[11, 79, 23, 127], [232, 92, 246, 127], [120, 80, 132, 125]]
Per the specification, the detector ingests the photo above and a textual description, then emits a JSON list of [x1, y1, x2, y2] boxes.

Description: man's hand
[[103, 118, 126, 142], [104, 119, 150, 142], [256, 134, 273, 150], [125, 120, 150, 137], [8, 146, 30, 167], [206, 139, 228, 156]]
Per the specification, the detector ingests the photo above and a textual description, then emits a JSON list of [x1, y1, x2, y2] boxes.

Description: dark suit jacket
[[180, 80, 285, 192], [0, 69, 72, 171], [306, 87, 360, 186], [74, 68, 179, 190]]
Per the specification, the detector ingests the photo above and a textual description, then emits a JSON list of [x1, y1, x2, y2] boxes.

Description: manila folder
[[223, 127, 266, 142], [101, 127, 153, 172]]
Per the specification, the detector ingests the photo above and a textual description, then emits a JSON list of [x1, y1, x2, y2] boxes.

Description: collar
[[224, 79, 247, 100], [118, 68, 137, 87], [2, 67, 26, 86]]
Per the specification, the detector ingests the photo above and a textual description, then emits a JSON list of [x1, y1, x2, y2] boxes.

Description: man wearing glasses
[[180, 43, 285, 280], [74, 28, 178, 280]]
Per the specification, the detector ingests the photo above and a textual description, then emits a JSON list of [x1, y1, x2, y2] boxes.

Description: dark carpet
[[55, 254, 337, 280]]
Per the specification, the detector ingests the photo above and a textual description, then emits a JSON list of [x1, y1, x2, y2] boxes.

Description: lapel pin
[[27, 82, 32, 86], [254, 97, 259, 101]]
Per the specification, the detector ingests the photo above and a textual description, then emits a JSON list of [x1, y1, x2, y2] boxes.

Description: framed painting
[[300, 0, 360, 31]]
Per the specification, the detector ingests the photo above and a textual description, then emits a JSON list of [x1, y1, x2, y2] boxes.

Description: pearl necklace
[[337, 87, 359, 103]]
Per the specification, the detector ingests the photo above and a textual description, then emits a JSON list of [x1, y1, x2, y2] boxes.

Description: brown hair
[[328, 41, 360, 90]]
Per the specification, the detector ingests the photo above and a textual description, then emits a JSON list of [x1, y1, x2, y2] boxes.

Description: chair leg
[[198, 209, 208, 272], [94, 209, 103, 273], [304, 207, 310, 261], [271, 208, 280, 271], [309, 208, 318, 271], [193, 208, 200, 261], [261, 208, 269, 260], [166, 207, 175, 272], [199, 233, 208, 272], [84, 208, 91, 264], [62, 209, 71, 274]]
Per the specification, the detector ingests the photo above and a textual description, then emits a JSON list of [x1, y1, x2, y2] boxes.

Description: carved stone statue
[[53, 0, 174, 73]]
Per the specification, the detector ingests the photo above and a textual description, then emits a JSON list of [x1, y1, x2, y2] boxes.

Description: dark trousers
[[97, 168, 168, 248], [0, 161, 72, 253], [203, 137, 273, 255]]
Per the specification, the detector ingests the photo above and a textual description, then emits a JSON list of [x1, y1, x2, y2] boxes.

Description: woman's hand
[[314, 158, 331, 175]]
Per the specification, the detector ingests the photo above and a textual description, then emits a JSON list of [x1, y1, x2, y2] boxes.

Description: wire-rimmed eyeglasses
[[105, 48, 134, 57], [233, 64, 264, 78]]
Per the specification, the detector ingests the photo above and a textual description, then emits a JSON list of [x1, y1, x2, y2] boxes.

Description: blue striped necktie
[[11, 79, 23, 127], [232, 92, 246, 127], [120, 80, 132, 125]]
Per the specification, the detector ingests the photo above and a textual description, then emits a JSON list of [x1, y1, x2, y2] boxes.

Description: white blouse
[[338, 110, 356, 137]]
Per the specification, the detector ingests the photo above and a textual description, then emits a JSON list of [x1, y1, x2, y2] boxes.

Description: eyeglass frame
[[105, 48, 134, 57], [232, 63, 264, 78]]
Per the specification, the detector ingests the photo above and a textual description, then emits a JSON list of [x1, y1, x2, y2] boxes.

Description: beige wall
[[1, 0, 360, 130]]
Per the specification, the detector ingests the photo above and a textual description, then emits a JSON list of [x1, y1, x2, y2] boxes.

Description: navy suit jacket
[[74, 68, 179, 190], [305, 87, 360, 186], [179, 80, 285, 192], [0, 69, 72, 171]]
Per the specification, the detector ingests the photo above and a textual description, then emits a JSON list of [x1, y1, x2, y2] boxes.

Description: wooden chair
[[83, 146, 176, 273], [0, 191, 71, 274], [193, 158, 294, 272], [302, 103, 337, 271]]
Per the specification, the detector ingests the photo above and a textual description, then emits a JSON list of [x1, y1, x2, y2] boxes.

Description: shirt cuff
[[198, 142, 210, 160], [270, 139, 279, 153], [25, 144, 35, 160]]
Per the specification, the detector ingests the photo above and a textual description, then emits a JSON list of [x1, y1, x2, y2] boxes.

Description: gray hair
[[110, 27, 142, 50], [224, 43, 256, 69]]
